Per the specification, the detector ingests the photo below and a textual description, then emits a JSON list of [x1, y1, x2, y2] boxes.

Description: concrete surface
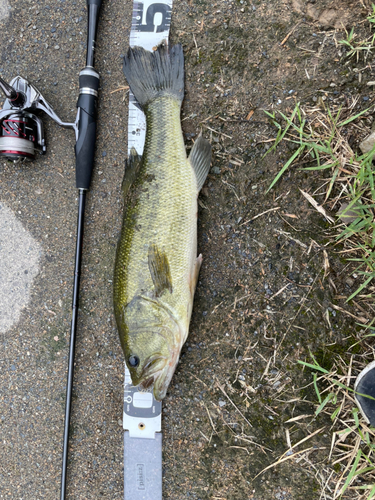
[[0, 0, 9, 22], [0, 202, 42, 333], [0, 0, 128, 498]]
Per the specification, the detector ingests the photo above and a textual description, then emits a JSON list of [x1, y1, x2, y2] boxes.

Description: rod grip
[[75, 105, 96, 189], [75, 68, 99, 190]]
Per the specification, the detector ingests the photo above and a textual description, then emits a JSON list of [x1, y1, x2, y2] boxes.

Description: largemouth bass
[[113, 44, 211, 401]]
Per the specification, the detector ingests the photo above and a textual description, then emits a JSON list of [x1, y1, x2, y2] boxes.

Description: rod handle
[[75, 69, 99, 190]]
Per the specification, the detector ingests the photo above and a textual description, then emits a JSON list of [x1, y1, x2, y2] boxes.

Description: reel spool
[[0, 76, 76, 163], [0, 111, 45, 161]]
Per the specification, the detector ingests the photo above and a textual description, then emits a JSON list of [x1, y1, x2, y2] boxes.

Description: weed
[[339, 8, 375, 62], [367, 3, 375, 28], [265, 101, 375, 302], [265, 94, 375, 496], [339, 28, 375, 62], [297, 352, 375, 499]]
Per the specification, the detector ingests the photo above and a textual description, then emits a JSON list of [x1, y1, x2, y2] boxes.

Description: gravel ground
[[0, 0, 373, 499]]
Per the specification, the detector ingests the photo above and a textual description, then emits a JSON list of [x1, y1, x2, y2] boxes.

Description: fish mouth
[[137, 355, 168, 393], [151, 343, 181, 400], [152, 361, 178, 401], [137, 354, 178, 401]]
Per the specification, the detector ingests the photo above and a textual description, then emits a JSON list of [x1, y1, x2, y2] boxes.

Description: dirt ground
[[0, 0, 374, 499]]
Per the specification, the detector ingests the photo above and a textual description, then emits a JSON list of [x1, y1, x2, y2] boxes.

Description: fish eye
[[128, 355, 140, 367]]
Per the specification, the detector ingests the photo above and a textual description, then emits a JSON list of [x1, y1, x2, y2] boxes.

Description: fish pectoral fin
[[190, 254, 203, 295], [148, 244, 173, 297], [188, 135, 212, 192], [122, 147, 142, 197]]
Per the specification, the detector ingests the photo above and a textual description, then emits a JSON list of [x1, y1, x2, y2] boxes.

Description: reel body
[[0, 111, 44, 160], [0, 76, 76, 162]]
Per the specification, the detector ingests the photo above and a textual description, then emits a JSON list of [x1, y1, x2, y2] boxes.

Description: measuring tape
[[123, 2, 172, 499], [127, 0, 172, 156]]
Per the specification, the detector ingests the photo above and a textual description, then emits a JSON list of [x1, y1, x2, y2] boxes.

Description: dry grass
[[253, 338, 375, 499], [300, 346, 375, 500], [265, 97, 375, 303], [264, 52, 375, 499]]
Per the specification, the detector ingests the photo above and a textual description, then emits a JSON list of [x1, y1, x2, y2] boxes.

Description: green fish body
[[113, 45, 211, 400]]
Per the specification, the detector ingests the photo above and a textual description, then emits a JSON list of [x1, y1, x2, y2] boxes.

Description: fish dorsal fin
[[188, 135, 212, 192], [122, 147, 142, 197], [148, 244, 173, 297]]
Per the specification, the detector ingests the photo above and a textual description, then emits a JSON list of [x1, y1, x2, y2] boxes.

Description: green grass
[[265, 97, 375, 496], [262, 12, 375, 499], [265, 101, 375, 302], [299, 351, 375, 499], [339, 27, 375, 62], [338, 5, 375, 62]]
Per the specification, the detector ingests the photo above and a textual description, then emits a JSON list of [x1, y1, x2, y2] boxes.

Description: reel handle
[[0, 76, 26, 108], [0, 76, 17, 100]]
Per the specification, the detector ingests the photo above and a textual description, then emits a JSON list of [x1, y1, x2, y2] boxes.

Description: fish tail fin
[[123, 43, 184, 109]]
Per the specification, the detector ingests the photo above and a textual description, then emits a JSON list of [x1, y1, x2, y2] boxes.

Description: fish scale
[[114, 97, 197, 318]]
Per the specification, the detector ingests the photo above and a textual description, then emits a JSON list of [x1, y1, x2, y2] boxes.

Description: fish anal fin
[[148, 244, 173, 297], [188, 135, 212, 192], [122, 147, 142, 197], [190, 254, 203, 295]]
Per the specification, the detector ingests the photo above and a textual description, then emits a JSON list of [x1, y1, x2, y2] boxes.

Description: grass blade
[[267, 145, 305, 192], [346, 275, 374, 302]]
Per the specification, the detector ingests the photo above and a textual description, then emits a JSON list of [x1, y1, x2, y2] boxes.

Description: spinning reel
[[0, 1, 102, 498], [0, 75, 76, 162]]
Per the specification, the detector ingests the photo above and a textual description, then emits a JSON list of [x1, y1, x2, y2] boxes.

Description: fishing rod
[[0, 0, 102, 498], [60, 0, 102, 498]]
